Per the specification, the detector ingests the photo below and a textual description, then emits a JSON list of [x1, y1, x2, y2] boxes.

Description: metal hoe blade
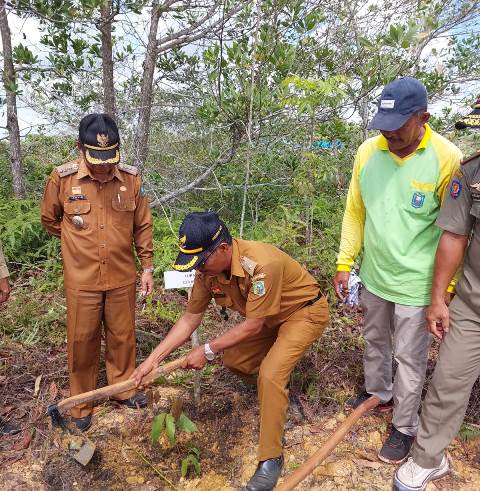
[[73, 439, 96, 466]]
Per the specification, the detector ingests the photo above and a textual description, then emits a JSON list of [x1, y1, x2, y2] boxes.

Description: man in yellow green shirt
[[334, 77, 462, 464]]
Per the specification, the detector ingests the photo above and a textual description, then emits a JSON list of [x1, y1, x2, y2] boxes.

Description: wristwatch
[[204, 343, 216, 361], [143, 267, 154, 273]]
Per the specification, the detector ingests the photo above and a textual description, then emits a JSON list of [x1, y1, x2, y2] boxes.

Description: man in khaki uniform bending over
[[132, 211, 329, 491]]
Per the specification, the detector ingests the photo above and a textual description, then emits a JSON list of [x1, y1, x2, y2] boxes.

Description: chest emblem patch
[[450, 178, 462, 199], [411, 191, 425, 208], [119, 186, 127, 192], [72, 186, 82, 195], [252, 280, 266, 296]]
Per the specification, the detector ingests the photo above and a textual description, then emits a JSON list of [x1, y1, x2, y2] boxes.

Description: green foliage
[[459, 423, 480, 443], [176, 413, 198, 433], [181, 447, 201, 478], [1, 287, 66, 345], [0, 199, 59, 274], [150, 411, 198, 447]]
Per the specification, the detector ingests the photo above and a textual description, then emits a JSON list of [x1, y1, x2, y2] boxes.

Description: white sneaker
[[393, 454, 449, 491]]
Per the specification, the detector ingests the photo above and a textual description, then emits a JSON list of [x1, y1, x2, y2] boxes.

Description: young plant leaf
[[165, 413, 176, 445], [177, 413, 198, 433], [151, 413, 166, 442]]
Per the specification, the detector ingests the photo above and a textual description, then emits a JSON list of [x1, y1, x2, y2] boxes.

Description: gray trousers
[[361, 288, 432, 436], [412, 295, 480, 468]]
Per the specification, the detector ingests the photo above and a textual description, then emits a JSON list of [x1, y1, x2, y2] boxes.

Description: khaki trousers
[[360, 288, 432, 436], [412, 295, 480, 468], [223, 297, 329, 461], [65, 284, 137, 418]]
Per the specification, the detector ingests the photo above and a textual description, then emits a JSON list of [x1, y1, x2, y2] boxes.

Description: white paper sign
[[163, 270, 196, 289]]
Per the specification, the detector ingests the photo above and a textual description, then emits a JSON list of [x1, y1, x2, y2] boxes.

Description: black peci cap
[[173, 212, 228, 271], [455, 96, 480, 130], [368, 77, 428, 132], [79, 113, 120, 165]]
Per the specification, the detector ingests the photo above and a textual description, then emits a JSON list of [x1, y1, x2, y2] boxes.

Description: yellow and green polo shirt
[[337, 124, 462, 305]]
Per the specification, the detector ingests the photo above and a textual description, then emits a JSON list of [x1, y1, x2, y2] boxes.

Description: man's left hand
[[181, 345, 207, 370], [141, 272, 154, 296]]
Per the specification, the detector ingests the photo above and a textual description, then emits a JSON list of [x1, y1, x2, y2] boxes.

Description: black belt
[[306, 291, 323, 306]]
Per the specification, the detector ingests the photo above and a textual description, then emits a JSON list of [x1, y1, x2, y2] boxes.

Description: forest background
[[1, 0, 480, 427]]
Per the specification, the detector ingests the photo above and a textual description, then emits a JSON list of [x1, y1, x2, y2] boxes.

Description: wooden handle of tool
[[274, 395, 380, 491], [58, 357, 187, 412]]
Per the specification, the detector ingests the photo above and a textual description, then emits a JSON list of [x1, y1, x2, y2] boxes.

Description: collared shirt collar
[[230, 239, 245, 278], [377, 123, 432, 152], [77, 158, 124, 183], [215, 239, 244, 284]]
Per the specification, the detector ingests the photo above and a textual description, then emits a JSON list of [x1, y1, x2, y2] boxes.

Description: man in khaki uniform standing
[[41, 113, 154, 431], [394, 102, 480, 490], [0, 240, 20, 435], [132, 212, 329, 491]]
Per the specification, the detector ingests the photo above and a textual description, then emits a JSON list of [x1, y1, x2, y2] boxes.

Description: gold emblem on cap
[[97, 133, 109, 147]]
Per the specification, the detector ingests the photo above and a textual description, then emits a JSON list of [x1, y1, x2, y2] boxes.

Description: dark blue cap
[[173, 212, 229, 271], [79, 113, 120, 165], [368, 77, 428, 131]]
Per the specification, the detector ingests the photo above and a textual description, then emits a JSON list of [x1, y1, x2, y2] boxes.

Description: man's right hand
[[426, 300, 450, 339], [0, 277, 11, 303], [334, 271, 350, 301], [131, 357, 156, 387]]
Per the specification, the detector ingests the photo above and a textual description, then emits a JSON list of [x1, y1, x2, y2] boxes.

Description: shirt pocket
[[111, 197, 136, 227], [404, 181, 436, 216], [63, 201, 92, 230]]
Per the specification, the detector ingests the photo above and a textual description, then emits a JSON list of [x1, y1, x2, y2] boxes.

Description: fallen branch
[[149, 145, 236, 206], [275, 395, 380, 490], [127, 446, 177, 489]]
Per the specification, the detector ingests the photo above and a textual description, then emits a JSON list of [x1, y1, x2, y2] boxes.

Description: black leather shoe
[[0, 418, 20, 436], [116, 392, 148, 409], [73, 414, 92, 432], [246, 455, 284, 491]]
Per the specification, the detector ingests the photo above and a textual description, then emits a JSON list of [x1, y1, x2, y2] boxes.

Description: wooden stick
[[58, 357, 186, 412], [275, 395, 380, 491]]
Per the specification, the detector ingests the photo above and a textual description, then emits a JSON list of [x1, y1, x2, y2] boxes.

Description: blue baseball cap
[[368, 77, 428, 132]]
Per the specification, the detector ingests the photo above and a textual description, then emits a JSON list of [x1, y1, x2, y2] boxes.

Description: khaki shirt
[[41, 158, 153, 290], [0, 240, 9, 279], [187, 239, 321, 328], [436, 152, 480, 311]]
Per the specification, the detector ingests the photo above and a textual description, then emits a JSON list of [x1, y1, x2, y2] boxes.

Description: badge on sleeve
[[252, 280, 266, 296], [450, 178, 462, 199]]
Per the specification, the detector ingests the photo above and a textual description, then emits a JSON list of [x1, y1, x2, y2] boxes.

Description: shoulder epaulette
[[118, 163, 138, 175], [240, 256, 257, 276], [56, 162, 79, 177], [461, 151, 480, 166]]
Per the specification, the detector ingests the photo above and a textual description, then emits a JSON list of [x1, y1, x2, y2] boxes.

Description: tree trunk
[[0, 0, 26, 197], [99, 0, 116, 119], [132, 5, 161, 170]]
